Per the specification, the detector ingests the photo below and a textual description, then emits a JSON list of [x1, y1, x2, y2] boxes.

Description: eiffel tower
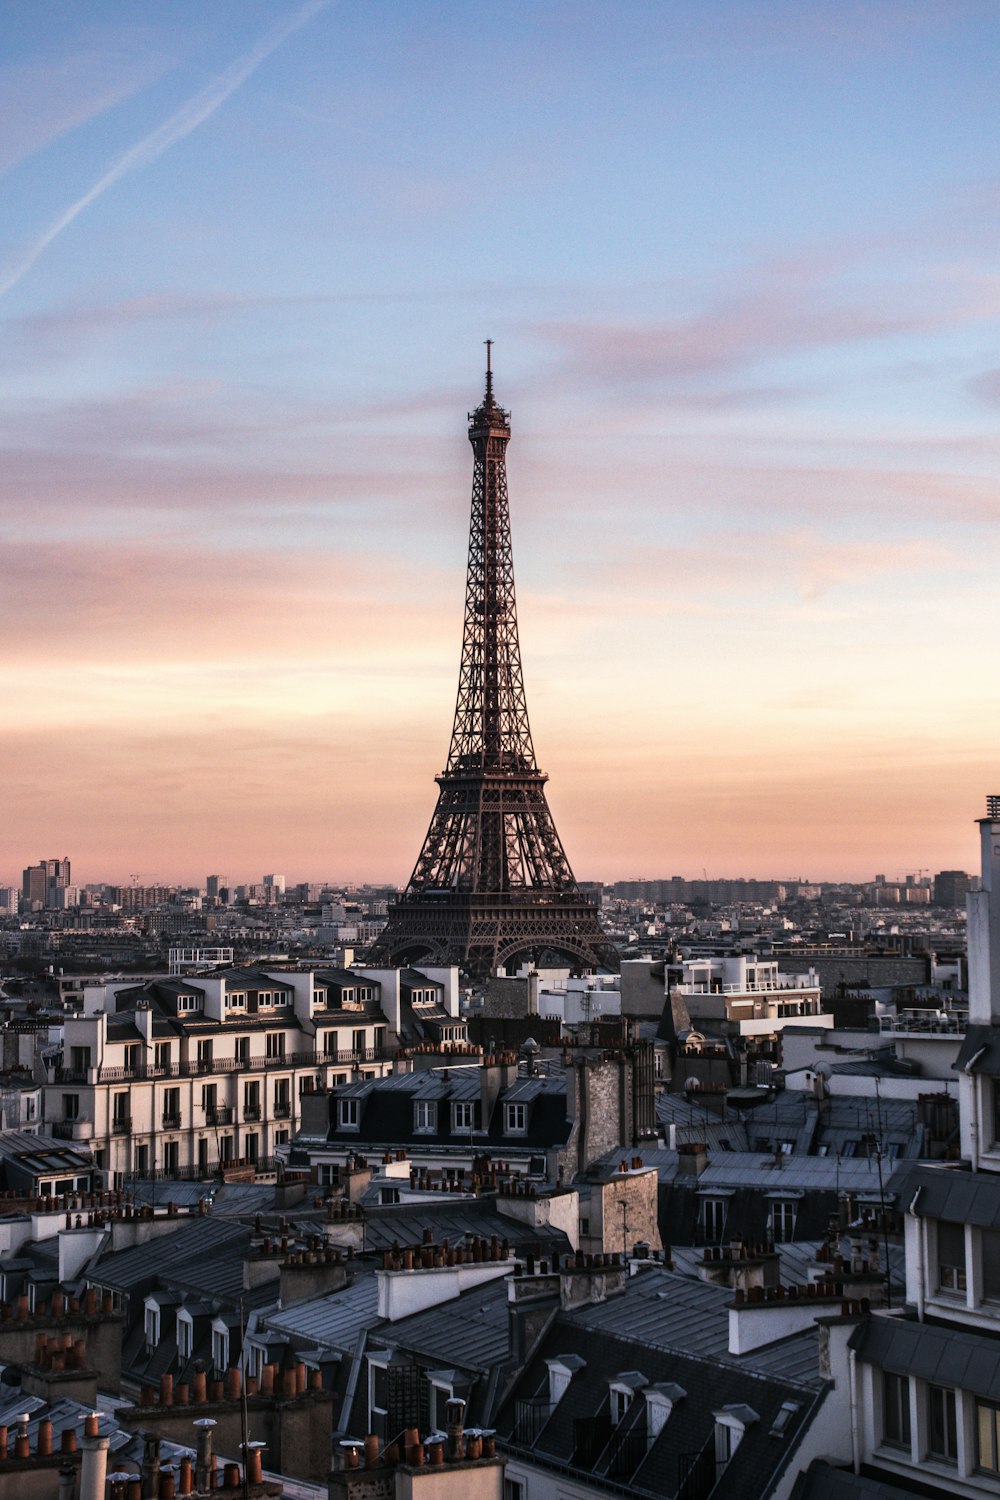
[[365, 346, 617, 981]]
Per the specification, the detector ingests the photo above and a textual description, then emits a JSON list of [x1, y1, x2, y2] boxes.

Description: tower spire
[[365, 360, 617, 982]]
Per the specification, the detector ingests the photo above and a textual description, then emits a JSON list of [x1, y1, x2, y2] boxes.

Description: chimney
[[135, 1001, 153, 1045], [80, 1414, 110, 1500], [480, 1054, 518, 1127], [676, 1142, 708, 1177], [527, 971, 540, 1016], [140, 1430, 161, 1499], [445, 1398, 466, 1461], [193, 1419, 216, 1491]]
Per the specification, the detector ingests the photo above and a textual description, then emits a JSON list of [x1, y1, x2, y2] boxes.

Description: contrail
[[0, 0, 329, 301]]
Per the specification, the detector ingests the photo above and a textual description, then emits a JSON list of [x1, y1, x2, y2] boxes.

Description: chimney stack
[[80, 1414, 110, 1500]]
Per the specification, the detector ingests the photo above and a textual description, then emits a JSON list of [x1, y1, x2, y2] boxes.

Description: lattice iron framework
[[365, 348, 616, 980]]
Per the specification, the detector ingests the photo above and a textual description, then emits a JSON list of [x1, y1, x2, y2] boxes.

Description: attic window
[[769, 1401, 800, 1438], [228, 992, 247, 1009], [714, 1404, 758, 1479], [339, 1099, 359, 1130], [505, 1102, 527, 1135]]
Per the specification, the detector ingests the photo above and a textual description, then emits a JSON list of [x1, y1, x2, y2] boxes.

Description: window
[[339, 1098, 359, 1129], [702, 1198, 727, 1243], [178, 1315, 193, 1360], [977, 1399, 1000, 1474], [275, 1129, 289, 1147], [991, 1079, 1000, 1145], [113, 1093, 130, 1126], [234, 1036, 250, 1064], [256, 991, 272, 1009], [176, 993, 202, 1014], [453, 1101, 475, 1132], [610, 1387, 631, 1425], [212, 1326, 230, 1373], [163, 1087, 180, 1126], [323, 1032, 337, 1057], [155, 1042, 171, 1071], [228, 991, 247, 1010], [928, 1385, 957, 1462], [504, 1481, 525, 1500], [883, 1372, 911, 1449], [63, 1093, 79, 1121], [265, 1032, 285, 1060], [202, 1083, 217, 1115], [505, 1102, 527, 1135], [983, 1228, 1000, 1301], [937, 1221, 966, 1293], [369, 1361, 389, 1440], [245, 1133, 259, 1164], [274, 1079, 290, 1115], [124, 1043, 141, 1072], [135, 1144, 149, 1175], [414, 1100, 437, 1133], [244, 1081, 260, 1118], [769, 1200, 797, 1243], [70, 1046, 91, 1074], [353, 1028, 366, 1057], [145, 1302, 160, 1350], [429, 1379, 453, 1432], [163, 1141, 179, 1174], [197, 1039, 214, 1070]]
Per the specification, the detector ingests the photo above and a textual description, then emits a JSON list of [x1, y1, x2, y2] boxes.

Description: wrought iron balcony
[[243, 1106, 261, 1122], [111, 1116, 132, 1134], [161, 1113, 182, 1130], [273, 1102, 291, 1118], [205, 1105, 232, 1126]]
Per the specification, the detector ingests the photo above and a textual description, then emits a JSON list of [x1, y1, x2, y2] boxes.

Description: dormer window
[[546, 1354, 585, 1406], [177, 1312, 193, 1360], [645, 1383, 685, 1448], [414, 1100, 437, 1134], [609, 1372, 648, 1426], [144, 1299, 160, 1351], [177, 993, 202, 1014], [453, 1101, 475, 1132], [228, 992, 247, 1010], [714, 1404, 758, 1479], [339, 1098, 359, 1130], [505, 1102, 527, 1135]]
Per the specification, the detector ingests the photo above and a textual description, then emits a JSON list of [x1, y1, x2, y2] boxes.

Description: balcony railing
[[205, 1106, 233, 1126], [51, 1119, 91, 1140], [161, 1114, 181, 1130], [878, 1010, 968, 1035], [243, 1106, 261, 1122], [514, 1398, 555, 1446], [111, 1116, 131, 1134], [53, 1043, 387, 1087], [273, 1103, 291, 1118]]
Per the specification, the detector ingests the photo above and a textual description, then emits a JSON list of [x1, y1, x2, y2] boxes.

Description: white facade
[[43, 965, 397, 1185]]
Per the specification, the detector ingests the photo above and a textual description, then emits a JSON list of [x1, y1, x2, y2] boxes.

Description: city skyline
[[3, 2, 1000, 885]]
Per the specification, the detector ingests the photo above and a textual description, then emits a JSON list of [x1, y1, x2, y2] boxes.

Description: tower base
[[364, 892, 617, 982]]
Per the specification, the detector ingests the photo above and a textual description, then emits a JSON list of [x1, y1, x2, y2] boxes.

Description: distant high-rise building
[[206, 874, 229, 901], [934, 869, 971, 907], [263, 873, 286, 895], [21, 857, 71, 909]]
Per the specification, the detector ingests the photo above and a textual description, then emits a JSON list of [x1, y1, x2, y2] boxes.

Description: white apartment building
[[844, 796, 1000, 1498], [41, 965, 458, 1185], [672, 954, 831, 1043]]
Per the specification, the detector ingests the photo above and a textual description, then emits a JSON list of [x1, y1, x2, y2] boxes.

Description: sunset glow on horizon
[[3, 1, 1000, 888]]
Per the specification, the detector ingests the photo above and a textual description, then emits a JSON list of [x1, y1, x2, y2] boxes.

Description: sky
[[2, 0, 1000, 888]]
